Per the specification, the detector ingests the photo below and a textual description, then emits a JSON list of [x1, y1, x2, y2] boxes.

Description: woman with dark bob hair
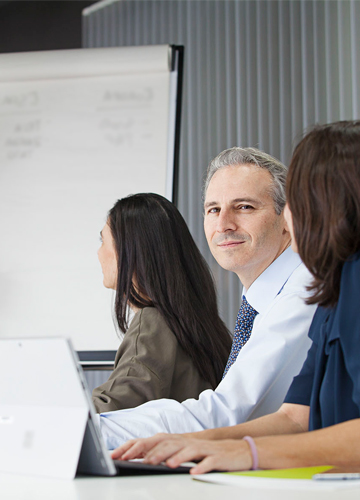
[[114, 120, 360, 473], [92, 193, 232, 413]]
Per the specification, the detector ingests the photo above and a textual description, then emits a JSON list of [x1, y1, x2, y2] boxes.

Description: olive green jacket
[[92, 307, 214, 413]]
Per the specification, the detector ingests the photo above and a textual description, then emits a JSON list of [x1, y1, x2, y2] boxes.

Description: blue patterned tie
[[222, 296, 258, 379]]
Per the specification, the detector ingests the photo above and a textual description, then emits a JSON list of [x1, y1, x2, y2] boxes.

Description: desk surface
[[1, 473, 360, 500]]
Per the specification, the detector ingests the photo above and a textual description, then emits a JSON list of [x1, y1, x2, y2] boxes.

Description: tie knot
[[240, 295, 257, 318]]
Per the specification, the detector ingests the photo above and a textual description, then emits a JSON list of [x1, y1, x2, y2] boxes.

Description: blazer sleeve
[[92, 308, 178, 412], [284, 305, 327, 407], [333, 254, 360, 411]]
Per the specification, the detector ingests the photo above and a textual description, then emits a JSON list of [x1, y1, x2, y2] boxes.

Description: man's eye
[[207, 207, 219, 214], [239, 205, 253, 210]]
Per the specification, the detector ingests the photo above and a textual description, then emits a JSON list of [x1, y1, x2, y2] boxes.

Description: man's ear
[[280, 210, 290, 234], [283, 216, 290, 233]]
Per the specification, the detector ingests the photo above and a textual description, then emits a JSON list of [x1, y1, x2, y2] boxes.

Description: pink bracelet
[[243, 436, 258, 470]]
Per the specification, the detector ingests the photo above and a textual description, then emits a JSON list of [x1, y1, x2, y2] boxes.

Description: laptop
[[0, 337, 191, 479]]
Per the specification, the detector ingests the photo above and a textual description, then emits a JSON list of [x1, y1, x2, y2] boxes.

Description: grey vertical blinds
[[83, 0, 360, 331]]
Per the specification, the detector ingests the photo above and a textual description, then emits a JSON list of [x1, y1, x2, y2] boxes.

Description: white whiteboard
[[0, 45, 181, 351]]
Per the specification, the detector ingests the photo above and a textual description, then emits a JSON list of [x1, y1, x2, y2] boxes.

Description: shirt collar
[[244, 247, 302, 315]]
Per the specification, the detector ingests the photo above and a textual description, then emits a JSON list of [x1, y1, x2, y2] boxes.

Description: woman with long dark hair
[[92, 193, 232, 413], [114, 121, 360, 473]]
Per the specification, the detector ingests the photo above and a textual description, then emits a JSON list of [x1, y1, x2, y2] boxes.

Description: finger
[[113, 433, 170, 460], [165, 439, 225, 467], [111, 439, 138, 459], [146, 439, 226, 468], [143, 440, 189, 465], [119, 440, 146, 460], [165, 445, 207, 469], [120, 440, 152, 460], [189, 455, 229, 475]]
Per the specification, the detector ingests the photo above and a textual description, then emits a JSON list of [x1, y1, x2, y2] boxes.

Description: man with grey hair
[[204, 147, 287, 214], [97, 147, 316, 450]]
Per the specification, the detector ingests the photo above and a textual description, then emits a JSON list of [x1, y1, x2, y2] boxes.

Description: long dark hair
[[286, 120, 360, 307], [107, 193, 232, 387]]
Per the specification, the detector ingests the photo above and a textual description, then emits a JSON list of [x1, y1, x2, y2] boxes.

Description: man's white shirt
[[98, 248, 316, 449]]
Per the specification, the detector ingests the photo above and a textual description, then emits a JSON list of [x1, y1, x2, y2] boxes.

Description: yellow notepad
[[226, 465, 333, 480]]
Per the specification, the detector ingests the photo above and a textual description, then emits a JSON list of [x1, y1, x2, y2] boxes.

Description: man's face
[[204, 164, 290, 289]]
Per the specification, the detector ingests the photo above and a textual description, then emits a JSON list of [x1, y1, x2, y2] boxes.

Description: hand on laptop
[[111, 433, 252, 474]]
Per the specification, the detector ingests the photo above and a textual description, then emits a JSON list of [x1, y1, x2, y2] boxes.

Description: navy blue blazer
[[285, 252, 360, 431]]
